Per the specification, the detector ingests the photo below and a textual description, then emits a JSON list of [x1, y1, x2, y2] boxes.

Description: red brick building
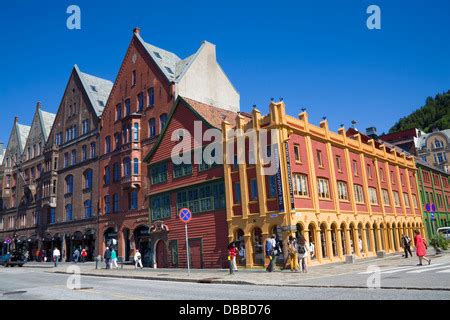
[[98, 28, 239, 265]]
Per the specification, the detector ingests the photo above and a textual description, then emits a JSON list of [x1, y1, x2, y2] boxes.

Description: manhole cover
[[3, 291, 27, 295]]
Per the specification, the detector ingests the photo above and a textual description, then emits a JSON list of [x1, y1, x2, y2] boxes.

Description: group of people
[[71, 248, 88, 263], [267, 234, 313, 273], [103, 247, 144, 269]]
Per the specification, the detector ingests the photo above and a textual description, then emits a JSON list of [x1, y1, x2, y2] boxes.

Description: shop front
[[134, 225, 152, 267]]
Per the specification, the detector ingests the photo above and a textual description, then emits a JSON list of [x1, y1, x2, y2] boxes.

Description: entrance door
[[156, 240, 167, 268], [189, 239, 203, 269]]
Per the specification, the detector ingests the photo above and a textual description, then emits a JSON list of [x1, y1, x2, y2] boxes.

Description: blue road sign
[[179, 208, 192, 223], [431, 204, 436, 213]]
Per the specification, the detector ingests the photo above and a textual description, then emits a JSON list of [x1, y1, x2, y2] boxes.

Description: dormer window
[[153, 51, 162, 59], [90, 85, 97, 92]]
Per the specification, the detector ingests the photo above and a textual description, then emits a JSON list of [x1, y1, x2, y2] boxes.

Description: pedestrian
[[35, 249, 40, 262], [52, 247, 60, 267], [297, 235, 308, 273], [134, 249, 143, 269], [228, 242, 238, 273], [111, 249, 118, 269], [401, 234, 413, 258], [24, 250, 30, 262], [81, 248, 87, 263], [413, 230, 431, 266], [238, 243, 246, 265], [42, 249, 47, 262], [265, 235, 276, 272], [286, 236, 299, 272], [309, 241, 315, 259], [104, 247, 111, 269], [358, 236, 364, 257], [73, 248, 80, 263]]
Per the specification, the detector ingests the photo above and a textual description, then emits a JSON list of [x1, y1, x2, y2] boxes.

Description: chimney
[[14, 116, 19, 124], [36, 101, 41, 111], [133, 27, 141, 35]]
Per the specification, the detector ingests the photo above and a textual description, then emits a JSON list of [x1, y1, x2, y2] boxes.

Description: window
[[380, 167, 385, 181], [293, 174, 308, 197], [150, 163, 167, 184], [114, 133, 121, 150], [113, 163, 121, 182], [84, 169, 93, 190], [148, 87, 155, 107], [337, 181, 348, 200], [104, 196, 111, 214], [294, 145, 301, 162], [90, 142, 96, 158], [132, 158, 139, 175], [268, 175, 277, 198], [317, 150, 323, 167], [173, 163, 193, 178], [65, 175, 74, 194], [133, 123, 139, 141], [138, 92, 144, 112], [369, 187, 378, 205], [434, 140, 444, 149], [129, 191, 138, 210], [352, 160, 358, 176], [104, 166, 110, 185], [317, 178, 330, 199], [412, 194, 418, 209], [354, 185, 364, 203], [122, 125, 128, 144], [82, 119, 90, 135], [123, 158, 131, 177], [50, 209, 56, 224], [149, 118, 156, 138], [84, 200, 93, 218], [367, 165, 372, 179], [393, 191, 401, 207], [335, 156, 342, 172], [125, 99, 131, 116], [250, 179, 258, 200], [234, 182, 241, 204], [113, 194, 120, 213], [382, 189, 390, 206], [116, 103, 122, 121], [403, 193, 410, 208], [56, 133, 63, 146], [391, 171, 396, 184], [160, 114, 168, 131], [151, 194, 171, 220], [131, 70, 136, 86], [105, 136, 111, 154], [82, 145, 87, 161], [71, 150, 77, 165], [66, 204, 73, 221], [176, 182, 225, 214]]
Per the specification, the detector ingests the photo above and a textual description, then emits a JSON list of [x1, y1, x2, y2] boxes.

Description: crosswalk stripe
[[436, 269, 450, 273], [358, 265, 417, 274], [382, 263, 445, 274], [407, 265, 450, 273]]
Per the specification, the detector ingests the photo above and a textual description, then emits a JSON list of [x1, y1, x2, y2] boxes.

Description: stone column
[[315, 229, 323, 263], [325, 228, 333, 260], [375, 227, 382, 251], [336, 228, 344, 259], [344, 228, 352, 256], [244, 234, 253, 268], [361, 227, 368, 256]]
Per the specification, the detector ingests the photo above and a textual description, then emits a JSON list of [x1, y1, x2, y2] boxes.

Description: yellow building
[[222, 100, 426, 267]]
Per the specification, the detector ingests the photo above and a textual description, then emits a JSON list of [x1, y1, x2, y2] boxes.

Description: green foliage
[[389, 90, 450, 133], [430, 234, 448, 251]]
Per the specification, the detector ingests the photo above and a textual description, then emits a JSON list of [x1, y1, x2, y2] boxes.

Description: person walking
[[104, 247, 111, 269], [42, 249, 47, 262], [134, 249, 143, 269], [413, 230, 431, 266], [265, 235, 276, 272], [401, 234, 413, 258], [286, 236, 299, 272], [297, 235, 308, 273], [358, 236, 364, 257], [309, 241, 315, 260], [73, 248, 80, 263], [81, 248, 87, 263], [111, 249, 119, 269], [228, 242, 238, 273], [52, 247, 61, 267]]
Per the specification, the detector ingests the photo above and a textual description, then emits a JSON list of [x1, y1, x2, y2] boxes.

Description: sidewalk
[[39, 248, 449, 290]]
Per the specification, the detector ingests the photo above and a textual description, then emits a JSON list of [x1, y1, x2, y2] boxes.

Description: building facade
[[98, 28, 239, 263], [222, 101, 425, 267], [415, 159, 450, 239], [416, 129, 450, 173], [38, 65, 112, 262]]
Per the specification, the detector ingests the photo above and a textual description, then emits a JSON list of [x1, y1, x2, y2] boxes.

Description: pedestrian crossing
[[358, 263, 450, 275]]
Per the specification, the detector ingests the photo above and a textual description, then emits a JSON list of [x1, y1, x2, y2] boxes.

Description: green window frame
[[173, 163, 193, 179], [176, 181, 225, 214], [150, 194, 171, 220], [150, 163, 168, 185]]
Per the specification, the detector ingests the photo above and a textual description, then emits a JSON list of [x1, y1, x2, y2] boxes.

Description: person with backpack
[[297, 235, 308, 273], [413, 230, 431, 266], [111, 248, 118, 269], [104, 247, 111, 269], [401, 234, 413, 258], [72, 248, 80, 263], [265, 235, 276, 272]]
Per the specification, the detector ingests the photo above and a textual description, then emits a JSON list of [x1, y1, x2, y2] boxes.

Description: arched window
[[134, 158, 139, 175], [84, 169, 93, 189], [84, 200, 92, 218], [66, 204, 73, 221], [123, 158, 131, 177], [65, 175, 74, 194], [105, 136, 111, 154], [320, 223, 328, 258], [252, 228, 264, 265], [133, 123, 139, 142], [104, 166, 110, 185], [149, 118, 156, 138]]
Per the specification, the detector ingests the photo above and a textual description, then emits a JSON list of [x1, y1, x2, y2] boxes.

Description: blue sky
[[1, 0, 450, 145]]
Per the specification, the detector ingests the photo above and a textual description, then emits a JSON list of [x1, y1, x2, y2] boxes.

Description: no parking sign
[[179, 208, 192, 275]]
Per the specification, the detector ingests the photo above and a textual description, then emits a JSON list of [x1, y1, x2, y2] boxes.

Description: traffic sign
[[431, 204, 436, 213], [179, 208, 192, 223]]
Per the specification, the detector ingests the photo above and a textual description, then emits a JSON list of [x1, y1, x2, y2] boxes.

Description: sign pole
[[185, 223, 190, 276]]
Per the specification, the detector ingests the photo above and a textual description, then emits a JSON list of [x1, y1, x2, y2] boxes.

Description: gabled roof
[[38, 108, 56, 140], [417, 129, 450, 148], [135, 33, 201, 83], [16, 123, 31, 152], [74, 65, 113, 117], [144, 96, 239, 163]]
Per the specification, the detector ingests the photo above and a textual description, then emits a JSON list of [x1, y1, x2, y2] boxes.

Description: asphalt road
[[0, 268, 449, 300]]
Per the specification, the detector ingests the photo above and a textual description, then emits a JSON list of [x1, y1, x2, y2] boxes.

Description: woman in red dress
[[413, 229, 431, 266]]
